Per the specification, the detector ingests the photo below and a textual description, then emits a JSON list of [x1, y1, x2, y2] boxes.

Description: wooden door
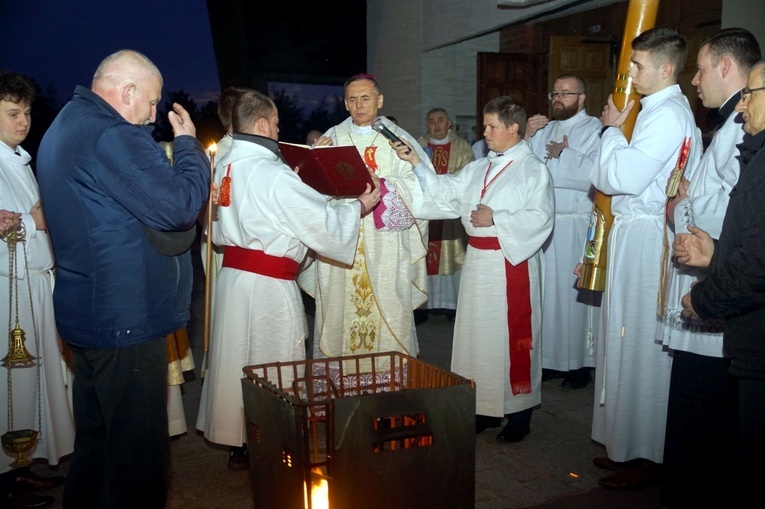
[[476, 52, 545, 139], [548, 36, 614, 120]]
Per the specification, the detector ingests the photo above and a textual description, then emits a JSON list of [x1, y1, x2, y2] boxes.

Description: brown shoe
[[12, 467, 65, 492], [5, 491, 54, 509], [598, 460, 659, 490], [592, 456, 624, 471]]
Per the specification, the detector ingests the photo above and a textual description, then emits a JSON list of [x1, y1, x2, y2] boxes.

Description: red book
[[278, 142, 373, 197]]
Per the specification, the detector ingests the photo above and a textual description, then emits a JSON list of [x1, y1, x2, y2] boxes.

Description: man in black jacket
[[677, 59, 765, 503]]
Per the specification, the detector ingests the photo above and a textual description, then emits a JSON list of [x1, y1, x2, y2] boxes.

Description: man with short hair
[[197, 89, 379, 469], [679, 58, 765, 506], [588, 27, 701, 489], [416, 107, 474, 322], [298, 73, 432, 369], [202, 86, 251, 277], [216, 86, 251, 159], [37, 50, 210, 508], [659, 28, 760, 507], [398, 95, 553, 442], [0, 70, 74, 509], [525, 74, 602, 389]]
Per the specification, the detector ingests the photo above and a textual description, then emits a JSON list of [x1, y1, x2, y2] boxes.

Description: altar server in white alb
[[0, 71, 75, 496], [397, 95, 554, 443], [525, 74, 601, 389], [588, 27, 701, 489], [196, 90, 380, 469], [658, 28, 760, 507]]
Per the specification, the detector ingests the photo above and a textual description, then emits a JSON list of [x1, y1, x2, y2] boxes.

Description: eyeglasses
[[548, 92, 582, 101], [741, 86, 765, 102]]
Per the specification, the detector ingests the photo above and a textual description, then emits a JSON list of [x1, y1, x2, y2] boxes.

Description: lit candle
[[209, 142, 217, 172], [203, 142, 217, 358]]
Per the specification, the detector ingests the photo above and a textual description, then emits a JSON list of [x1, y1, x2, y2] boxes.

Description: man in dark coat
[[677, 59, 765, 504], [36, 50, 209, 508]]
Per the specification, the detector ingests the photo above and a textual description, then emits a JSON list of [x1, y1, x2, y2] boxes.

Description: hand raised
[[524, 114, 549, 140], [392, 140, 420, 166], [168, 102, 197, 139], [601, 94, 635, 129]]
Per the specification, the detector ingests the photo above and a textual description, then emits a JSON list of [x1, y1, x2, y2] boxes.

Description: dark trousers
[[661, 351, 738, 508], [737, 376, 765, 501], [63, 337, 170, 509]]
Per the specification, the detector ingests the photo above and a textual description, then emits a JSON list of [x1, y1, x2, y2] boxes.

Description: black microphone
[[371, 117, 411, 154]]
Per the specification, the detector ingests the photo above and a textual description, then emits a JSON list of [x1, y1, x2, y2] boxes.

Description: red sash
[[426, 143, 452, 275], [222, 246, 299, 281], [426, 220, 444, 275], [468, 236, 532, 395]]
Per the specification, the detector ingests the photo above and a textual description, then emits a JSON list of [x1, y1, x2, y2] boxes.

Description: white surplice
[[414, 141, 554, 417], [0, 141, 75, 472], [196, 137, 361, 447], [659, 99, 745, 357], [588, 84, 701, 463], [527, 109, 601, 371]]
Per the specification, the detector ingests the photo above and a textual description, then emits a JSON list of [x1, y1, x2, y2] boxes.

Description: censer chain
[[2, 224, 43, 442]]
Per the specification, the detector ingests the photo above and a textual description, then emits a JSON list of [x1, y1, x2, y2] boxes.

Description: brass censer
[[1, 221, 42, 467]]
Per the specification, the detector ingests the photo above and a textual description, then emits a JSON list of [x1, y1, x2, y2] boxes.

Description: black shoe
[[496, 423, 531, 443], [542, 369, 565, 382], [496, 408, 532, 442], [445, 309, 456, 321], [228, 445, 249, 471], [475, 415, 502, 434], [11, 467, 65, 492], [414, 309, 429, 325], [4, 491, 54, 509], [561, 367, 592, 389]]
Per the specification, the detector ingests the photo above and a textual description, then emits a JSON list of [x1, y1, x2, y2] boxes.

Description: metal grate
[[242, 351, 476, 509]]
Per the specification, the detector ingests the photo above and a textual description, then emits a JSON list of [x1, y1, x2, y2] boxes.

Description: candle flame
[[209, 142, 217, 155]]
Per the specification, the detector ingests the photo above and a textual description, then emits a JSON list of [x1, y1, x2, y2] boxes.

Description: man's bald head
[[92, 50, 163, 90], [91, 50, 163, 125]]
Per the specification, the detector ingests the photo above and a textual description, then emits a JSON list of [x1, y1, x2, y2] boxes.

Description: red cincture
[[480, 160, 513, 202]]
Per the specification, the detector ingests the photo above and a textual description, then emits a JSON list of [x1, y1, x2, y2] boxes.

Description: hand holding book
[[279, 142, 375, 197]]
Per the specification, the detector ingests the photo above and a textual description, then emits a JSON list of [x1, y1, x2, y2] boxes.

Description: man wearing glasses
[[678, 58, 765, 505], [525, 74, 601, 390]]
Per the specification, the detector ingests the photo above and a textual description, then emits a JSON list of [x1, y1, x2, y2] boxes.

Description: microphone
[[371, 117, 411, 154]]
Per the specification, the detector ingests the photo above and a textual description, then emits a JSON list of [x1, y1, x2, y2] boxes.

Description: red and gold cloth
[[426, 143, 452, 275]]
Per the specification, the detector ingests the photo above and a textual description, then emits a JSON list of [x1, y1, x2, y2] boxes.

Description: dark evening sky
[[0, 0, 220, 106]]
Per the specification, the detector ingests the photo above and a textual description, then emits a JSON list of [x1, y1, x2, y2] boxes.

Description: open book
[[279, 142, 373, 197]]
